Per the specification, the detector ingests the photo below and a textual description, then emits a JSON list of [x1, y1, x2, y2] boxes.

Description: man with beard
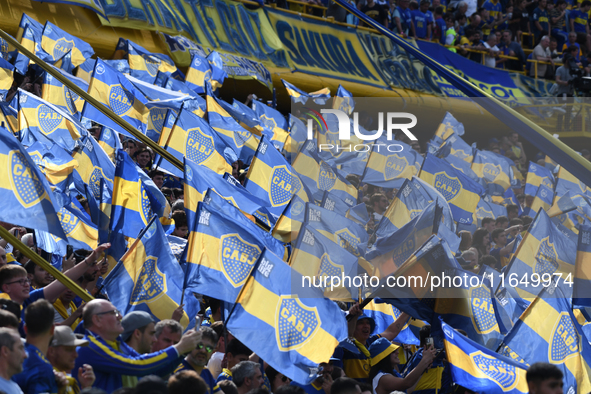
[[174, 326, 221, 394], [24, 262, 53, 290]]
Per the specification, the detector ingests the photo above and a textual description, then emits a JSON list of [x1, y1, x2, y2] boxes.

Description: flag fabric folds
[[362, 140, 422, 189], [573, 225, 591, 308], [0, 126, 66, 239], [104, 216, 191, 328], [525, 161, 555, 197], [41, 21, 94, 67], [56, 203, 98, 251], [226, 248, 348, 384], [184, 53, 211, 94]]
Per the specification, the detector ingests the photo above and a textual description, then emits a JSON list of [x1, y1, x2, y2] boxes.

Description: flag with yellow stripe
[[41, 21, 94, 67], [226, 248, 348, 384]]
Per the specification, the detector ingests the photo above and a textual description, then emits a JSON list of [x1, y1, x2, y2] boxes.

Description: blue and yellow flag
[[17, 89, 86, 153], [472, 150, 513, 195], [57, 203, 98, 251], [75, 58, 95, 84], [290, 225, 359, 301], [158, 108, 231, 178], [221, 173, 276, 228], [502, 285, 591, 394], [81, 58, 149, 134], [368, 200, 443, 278], [14, 25, 46, 76], [125, 40, 177, 84], [271, 194, 306, 244], [104, 216, 191, 328], [304, 203, 368, 258], [206, 52, 227, 91], [31, 0, 107, 18], [320, 190, 355, 215], [332, 85, 354, 115], [42, 66, 88, 118], [163, 77, 201, 99], [185, 202, 274, 303], [128, 77, 188, 103], [216, 99, 268, 138], [0, 102, 17, 135], [97, 126, 122, 162], [72, 135, 115, 200], [523, 184, 554, 218], [27, 141, 78, 193], [0, 126, 67, 239], [226, 248, 348, 384], [473, 198, 508, 227], [573, 225, 591, 309], [362, 139, 422, 189], [555, 166, 591, 200], [251, 101, 289, 151], [434, 112, 465, 140], [442, 320, 528, 394], [281, 79, 331, 105], [525, 161, 555, 197], [419, 154, 484, 225], [244, 137, 311, 219], [184, 53, 211, 94], [110, 150, 162, 239], [283, 115, 308, 163], [0, 58, 13, 100], [444, 154, 481, 183], [504, 209, 576, 299], [146, 106, 176, 144], [377, 177, 455, 239], [364, 299, 421, 345], [41, 21, 93, 67], [206, 84, 258, 164], [293, 141, 357, 205]]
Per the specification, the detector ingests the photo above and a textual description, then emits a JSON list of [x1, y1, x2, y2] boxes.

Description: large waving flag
[[0, 58, 14, 100], [442, 320, 529, 394], [109, 150, 162, 239], [365, 299, 422, 345], [184, 53, 211, 94], [244, 137, 310, 219], [573, 225, 591, 309], [281, 79, 331, 105], [27, 141, 78, 193], [206, 84, 258, 164], [71, 135, 115, 200], [0, 126, 66, 239], [523, 184, 554, 218], [41, 21, 93, 67], [501, 285, 591, 394], [104, 216, 191, 328], [42, 66, 88, 118], [17, 89, 86, 153], [185, 202, 278, 303], [555, 166, 591, 199], [226, 248, 348, 384], [158, 108, 231, 178], [290, 225, 359, 300], [250, 101, 289, 151], [206, 51, 227, 91], [473, 198, 508, 227], [361, 139, 422, 189], [293, 141, 357, 205], [472, 150, 513, 195], [504, 209, 576, 299], [56, 203, 98, 251], [525, 161, 555, 197], [271, 194, 306, 244], [124, 40, 177, 84], [419, 153, 484, 224], [218, 99, 266, 138], [81, 58, 149, 134], [0, 102, 17, 134], [304, 203, 368, 258], [97, 126, 122, 162]]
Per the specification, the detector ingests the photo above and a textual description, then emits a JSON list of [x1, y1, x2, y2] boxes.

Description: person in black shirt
[[509, 0, 531, 45], [361, 0, 389, 27]]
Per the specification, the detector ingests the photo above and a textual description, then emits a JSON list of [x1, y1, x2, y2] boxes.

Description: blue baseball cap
[[368, 337, 400, 366], [357, 313, 376, 334]]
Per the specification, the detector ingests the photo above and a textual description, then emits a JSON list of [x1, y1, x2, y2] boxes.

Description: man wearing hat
[[291, 359, 337, 394], [121, 311, 157, 355], [341, 303, 411, 383], [47, 326, 95, 394]]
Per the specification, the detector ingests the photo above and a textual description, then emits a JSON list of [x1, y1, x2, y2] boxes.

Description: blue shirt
[[13, 343, 58, 394], [216, 368, 232, 384], [571, 9, 588, 33], [393, 7, 413, 34], [412, 9, 430, 38], [436, 18, 447, 44], [174, 361, 221, 394], [402, 348, 452, 394], [483, 0, 502, 19], [532, 8, 549, 33]]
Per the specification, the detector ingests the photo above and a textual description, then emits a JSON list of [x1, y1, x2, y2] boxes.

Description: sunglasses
[[280, 376, 291, 383], [196, 343, 214, 353]]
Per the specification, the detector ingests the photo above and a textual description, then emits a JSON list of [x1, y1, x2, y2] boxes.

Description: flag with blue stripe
[[284, 114, 307, 162], [81, 58, 149, 134], [419, 153, 484, 224], [573, 225, 591, 309], [281, 79, 331, 105], [57, 203, 98, 251], [17, 89, 86, 153], [185, 53, 211, 94], [41, 66, 88, 118], [0, 126, 66, 239], [271, 194, 306, 244], [125, 40, 177, 84], [226, 248, 348, 384], [41, 21, 93, 67], [104, 216, 192, 328], [555, 166, 591, 199], [332, 85, 354, 115], [71, 135, 115, 200], [97, 126, 122, 162], [472, 149, 513, 195], [251, 101, 289, 151], [206, 52, 227, 91], [127, 75, 188, 102], [364, 299, 421, 345], [26, 141, 77, 194], [362, 139, 421, 189], [0, 58, 13, 100], [525, 161, 555, 197]]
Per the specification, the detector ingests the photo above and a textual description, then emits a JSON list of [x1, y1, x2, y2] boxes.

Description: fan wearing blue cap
[[368, 337, 435, 394], [339, 303, 411, 383]]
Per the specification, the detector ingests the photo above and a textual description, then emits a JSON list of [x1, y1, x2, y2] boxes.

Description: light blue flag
[[41, 21, 94, 66], [184, 53, 211, 94], [361, 139, 422, 189], [206, 51, 227, 91], [0, 126, 67, 239], [226, 248, 348, 384], [524, 161, 555, 197], [284, 114, 307, 162], [127, 75, 189, 102], [26, 140, 77, 194], [163, 77, 202, 99], [17, 89, 87, 153], [251, 100, 289, 151], [333, 85, 355, 114], [42, 65, 88, 119], [104, 215, 195, 329], [71, 135, 115, 201]]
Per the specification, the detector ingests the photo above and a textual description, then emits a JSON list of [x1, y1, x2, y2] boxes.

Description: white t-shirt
[[483, 42, 499, 68], [0, 376, 23, 394], [207, 351, 224, 379], [372, 372, 387, 394]]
